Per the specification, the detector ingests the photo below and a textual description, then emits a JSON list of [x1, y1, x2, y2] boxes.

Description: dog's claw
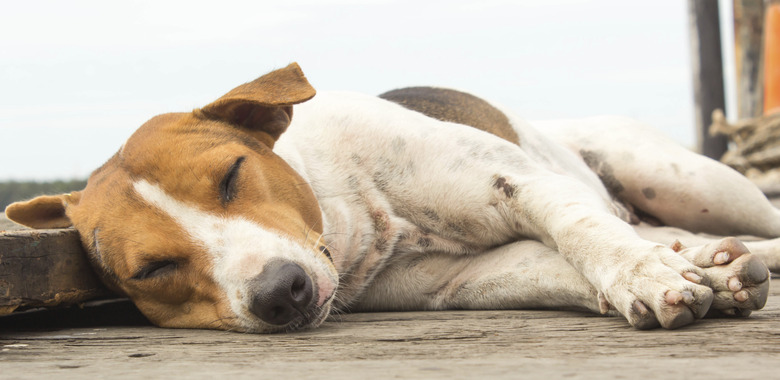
[[728, 277, 742, 292], [714, 251, 730, 265], [665, 290, 683, 305], [630, 300, 660, 330], [683, 272, 702, 284], [734, 290, 749, 302], [632, 300, 649, 316]]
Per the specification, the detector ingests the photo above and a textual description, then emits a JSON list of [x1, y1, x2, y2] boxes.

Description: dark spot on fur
[[447, 222, 465, 236], [347, 175, 360, 190], [494, 176, 516, 198], [642, 187, 656, 200], [373, 171, 389, 191], [701, 208, 709, 213], [580, 149, 625, 195], [417, 237, 432, 248], [374, 237, 388, 252], [423, 208, 440, 222], [351, 154, 363, 165], [373, 156, 415, 191]]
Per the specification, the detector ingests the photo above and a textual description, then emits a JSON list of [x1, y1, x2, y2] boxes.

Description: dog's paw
[[599, 245, 714, 330], [675, 237, 770, 317]]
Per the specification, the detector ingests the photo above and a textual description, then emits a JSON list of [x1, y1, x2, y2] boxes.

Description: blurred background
[[2, 0, 778, 210]]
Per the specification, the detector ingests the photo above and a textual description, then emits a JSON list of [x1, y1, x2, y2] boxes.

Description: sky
[[0, 0, 736, 180]]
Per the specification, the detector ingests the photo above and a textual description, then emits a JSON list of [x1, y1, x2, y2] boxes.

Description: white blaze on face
[[132, 179, 337, 328]]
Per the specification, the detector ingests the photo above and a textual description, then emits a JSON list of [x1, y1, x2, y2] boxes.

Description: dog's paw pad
[[662, 306, 696, 329], [742, 256, 770, 284]]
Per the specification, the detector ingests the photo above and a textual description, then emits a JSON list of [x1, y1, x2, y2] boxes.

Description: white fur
[[273, 91, 752, 328]]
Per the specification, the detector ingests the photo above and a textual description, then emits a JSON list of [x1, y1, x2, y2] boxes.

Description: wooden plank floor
[[1, 278, 778, 379]]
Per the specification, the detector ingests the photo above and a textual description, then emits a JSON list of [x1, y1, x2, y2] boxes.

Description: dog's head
[[5, 63, 339, 333]]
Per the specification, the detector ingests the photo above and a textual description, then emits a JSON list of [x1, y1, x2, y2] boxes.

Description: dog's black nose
[[248, 261, 314, 326]]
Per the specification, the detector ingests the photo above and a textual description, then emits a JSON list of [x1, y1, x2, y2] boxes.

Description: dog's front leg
[[495, 170, 714, 329]]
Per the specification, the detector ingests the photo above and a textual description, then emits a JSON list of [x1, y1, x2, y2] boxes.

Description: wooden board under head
[[0, 228, 113, 315]]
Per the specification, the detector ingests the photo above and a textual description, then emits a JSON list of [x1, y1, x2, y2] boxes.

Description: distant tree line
[[0, 180, 87, 211]]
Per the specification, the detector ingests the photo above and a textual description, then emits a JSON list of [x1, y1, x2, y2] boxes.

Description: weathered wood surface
[[0, 278, 778, 379], [0, 227, 112, 315]]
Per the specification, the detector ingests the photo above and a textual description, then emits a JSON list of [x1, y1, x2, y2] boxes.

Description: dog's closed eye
[[219, 156, 245, 205], [132, 260, 179, 280]]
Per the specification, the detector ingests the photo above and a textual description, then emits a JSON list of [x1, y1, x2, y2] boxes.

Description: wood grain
[[0, 229, 112, 315], [0, 279, 778, 378]]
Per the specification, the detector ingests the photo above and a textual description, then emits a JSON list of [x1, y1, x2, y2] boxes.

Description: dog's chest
[[296, 143, 491, 303]]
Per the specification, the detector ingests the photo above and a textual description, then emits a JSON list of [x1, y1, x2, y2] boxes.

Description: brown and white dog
[[5, 63, 777, 332]]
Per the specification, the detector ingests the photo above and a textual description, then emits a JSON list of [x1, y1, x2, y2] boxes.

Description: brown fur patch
[[380, 87, 520, 145]]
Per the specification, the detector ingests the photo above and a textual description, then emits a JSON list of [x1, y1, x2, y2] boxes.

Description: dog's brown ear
[[4, 192, 82, 229], [199, 62, 316, 148]]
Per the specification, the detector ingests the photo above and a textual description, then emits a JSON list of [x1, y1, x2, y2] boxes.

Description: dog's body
[[6, 64, 775, 332]]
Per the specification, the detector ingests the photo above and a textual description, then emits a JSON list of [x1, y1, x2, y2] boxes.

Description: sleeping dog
[[6, 63, 774, 332]]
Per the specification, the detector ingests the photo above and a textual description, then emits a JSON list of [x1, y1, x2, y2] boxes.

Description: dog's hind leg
[[535, 116, 780, 238], [634, 222, 780, 271], [354, 240, 603, 313]]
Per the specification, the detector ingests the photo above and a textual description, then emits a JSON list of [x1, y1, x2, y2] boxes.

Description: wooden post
[[733, 0, 765, 119], [689, 0, 729, 159]]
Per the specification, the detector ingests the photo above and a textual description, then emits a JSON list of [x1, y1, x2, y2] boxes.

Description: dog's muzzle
[[248, 260, 315, 326]]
